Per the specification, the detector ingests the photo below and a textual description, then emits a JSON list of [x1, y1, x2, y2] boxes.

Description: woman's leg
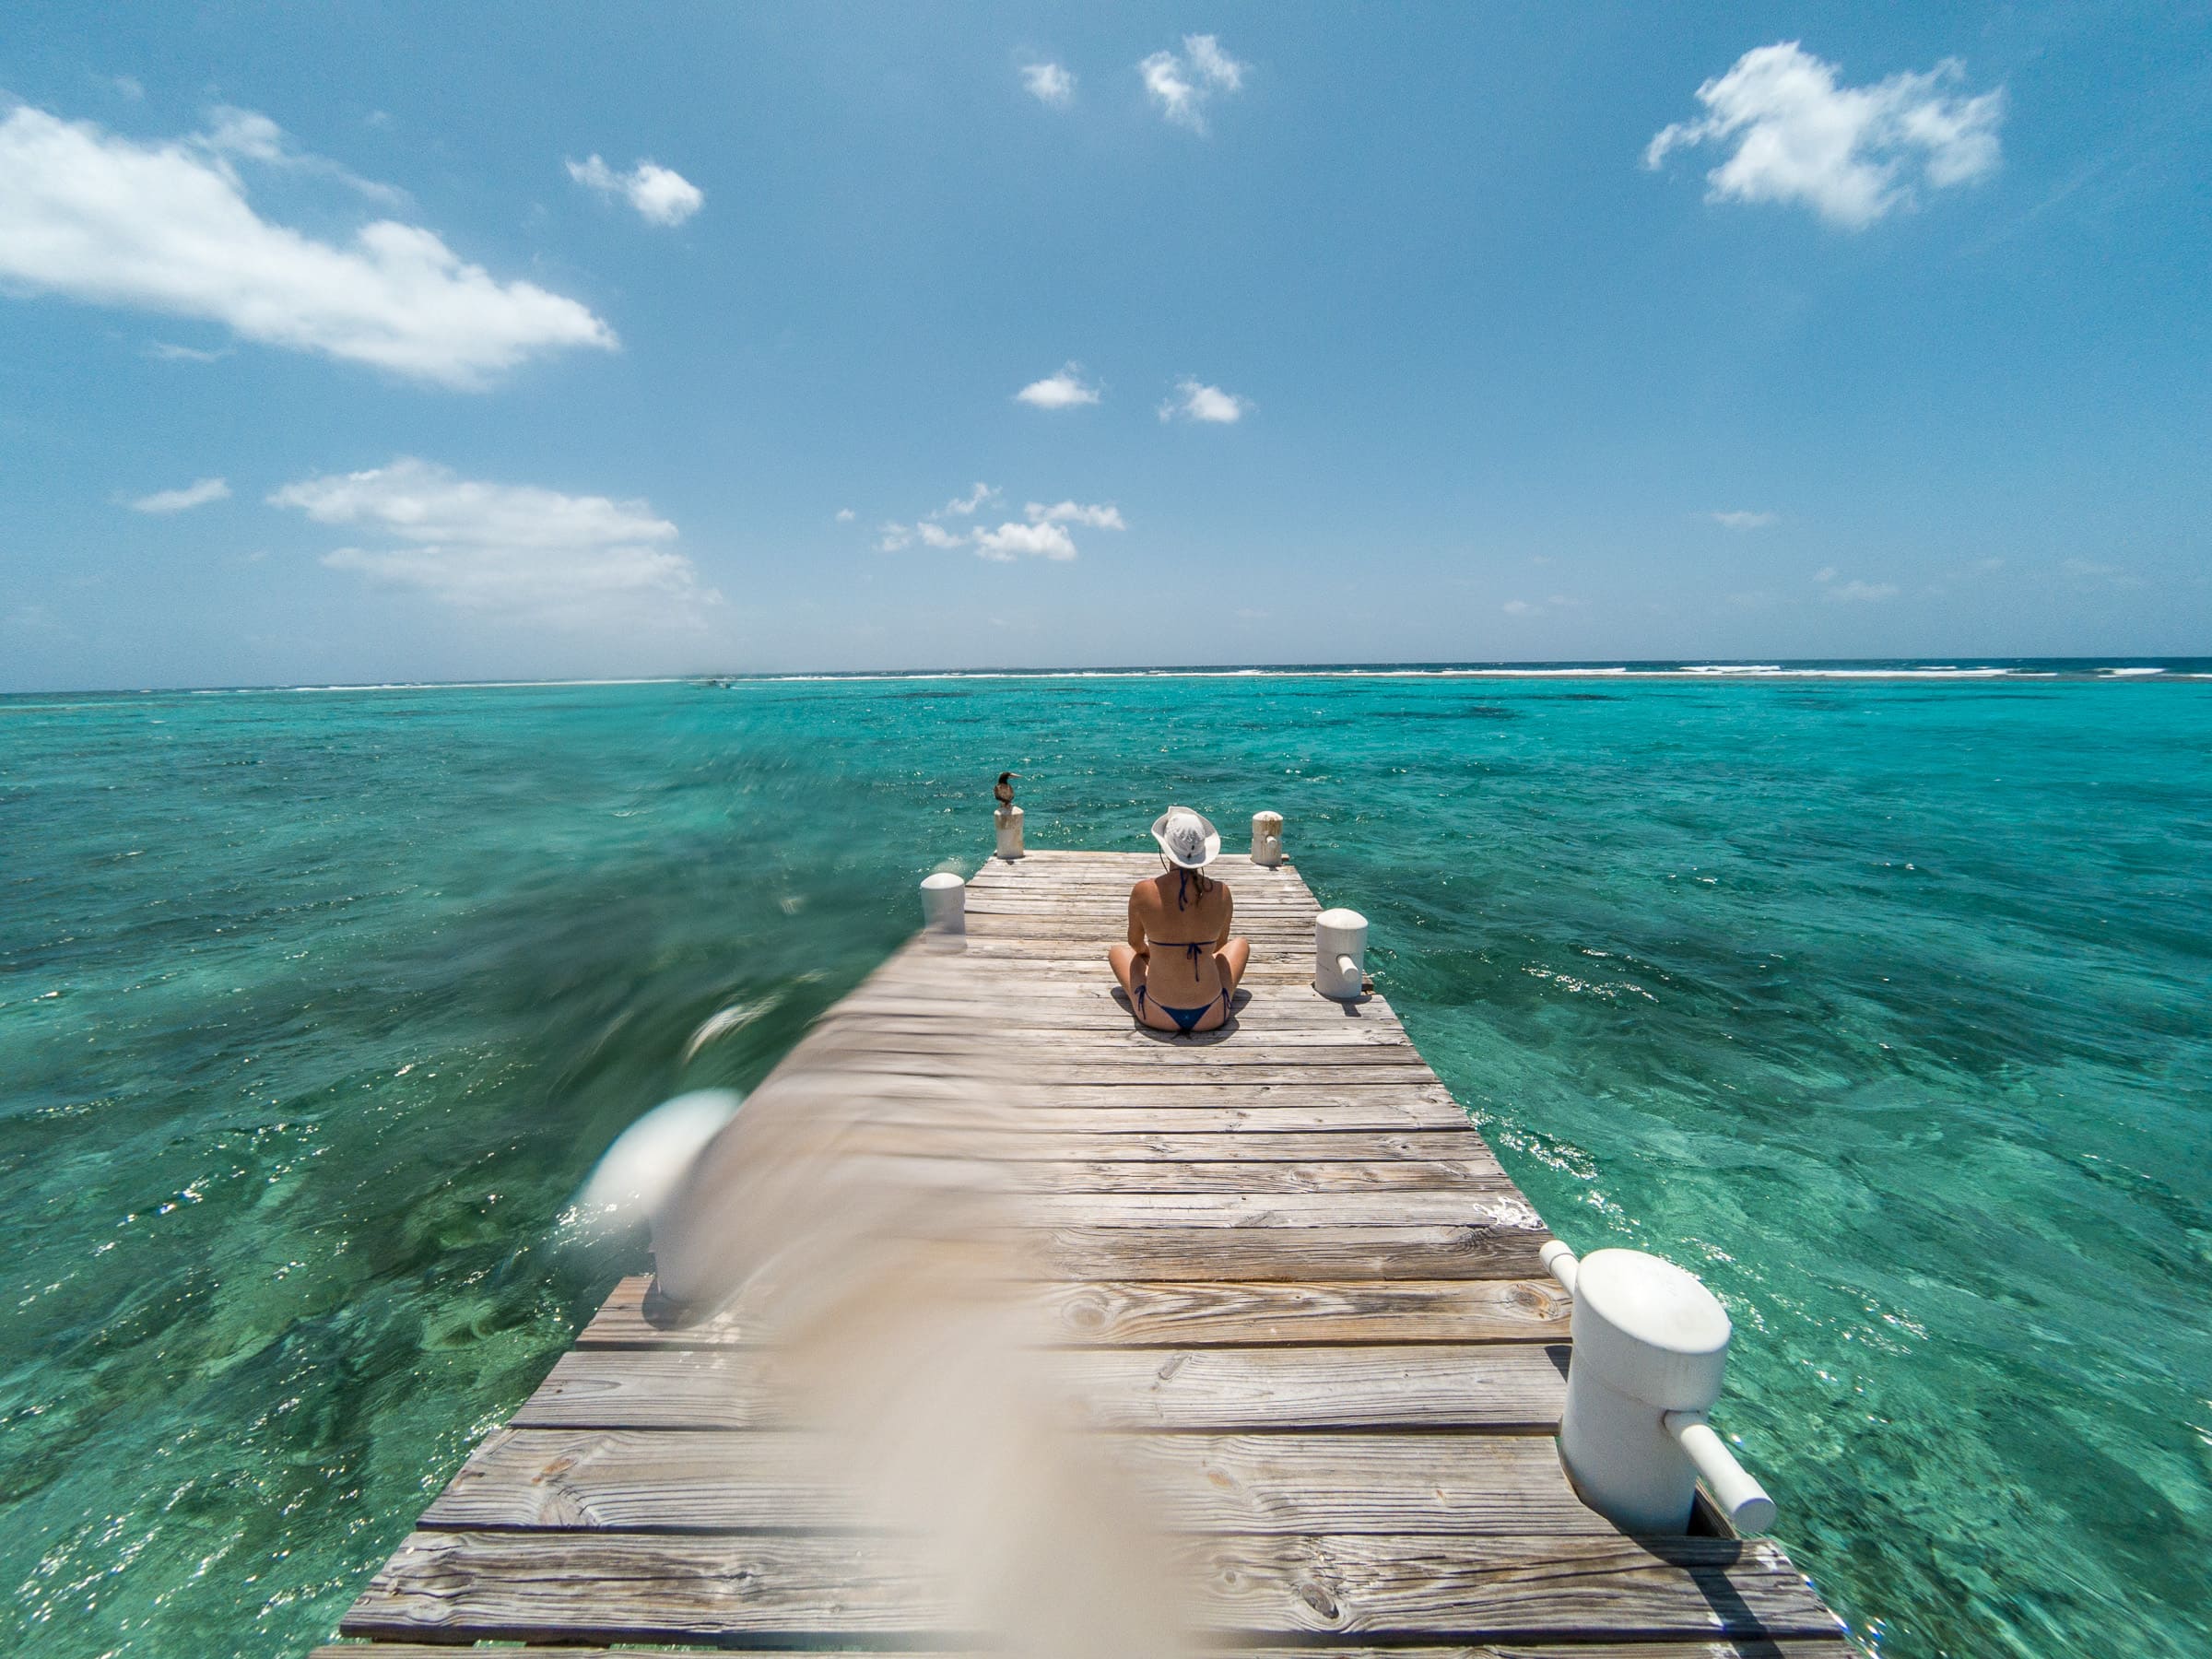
[[1109, 943, 1138, 995], [1217, 936, 1251, 991]]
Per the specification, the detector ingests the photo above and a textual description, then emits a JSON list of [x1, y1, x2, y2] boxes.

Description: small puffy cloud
[[1026, 500, 1124, 529], [877, 523, 913, 552], [834, 507, 855, 523], [567, 154, 704, 226], [1140, 33, 1248, 134], [974, 521, 1077, 562], [1712, 509, 1779, 530], [1813, 565, 1838, 583], [1159, 378, 1249, 424], [1015, 363, 1100, 409], [1646, 42, 2002, 229], [917, 522, 965, 549], [129, 477, 229, 513], [1022, 63, 1075, 108], [1501, 599, 1535, 617], [942, 481, 998, 516], [108, 76, 146, 102], [0, 104, 614, 387], [271, 457, 712, 626]]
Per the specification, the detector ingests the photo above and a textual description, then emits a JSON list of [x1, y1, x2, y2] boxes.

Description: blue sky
[[2, 2, 2206, 688]]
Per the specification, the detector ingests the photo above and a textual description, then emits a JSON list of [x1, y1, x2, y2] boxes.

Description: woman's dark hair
[[1164, 859, 1211, 910]]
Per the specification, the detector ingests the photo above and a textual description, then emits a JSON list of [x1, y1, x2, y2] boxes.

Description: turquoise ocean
[[2, 666, 2207, 1658]]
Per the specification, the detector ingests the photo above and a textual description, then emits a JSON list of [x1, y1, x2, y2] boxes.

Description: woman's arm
[[1127, 885, 1148, 954], [1216, 885, 1234, 948]]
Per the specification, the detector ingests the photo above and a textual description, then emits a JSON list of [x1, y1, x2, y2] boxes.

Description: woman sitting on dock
[[1109, 806, 1251, 1033]]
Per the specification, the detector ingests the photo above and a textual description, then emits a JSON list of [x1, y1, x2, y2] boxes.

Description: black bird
[[994, 771, 1018, 809]]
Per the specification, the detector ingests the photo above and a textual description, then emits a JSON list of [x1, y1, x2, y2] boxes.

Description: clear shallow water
[[1, 673, 2206, 1658]]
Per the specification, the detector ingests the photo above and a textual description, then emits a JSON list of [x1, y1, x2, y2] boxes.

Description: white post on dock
[[920, 871, 966, 936], [1542, 1243, 1776, 1535], [994, 805, 1025, 860], [1314, 907, 1368, 999], [1251, 810, 1285, 866]]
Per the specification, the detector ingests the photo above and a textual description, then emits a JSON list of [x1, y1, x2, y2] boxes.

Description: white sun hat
[[1150, 806, 1221, 870]]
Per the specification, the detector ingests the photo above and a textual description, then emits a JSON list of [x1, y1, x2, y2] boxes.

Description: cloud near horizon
[[1646, 42, 2002, 229], [130, 477, 230, 513], [875, 486, 1124, 562], [0, 104, 616, 387], [1140, 34, 1247, 134], [1712, 509, 1779, 530], [1014, 363, 1100, 409], [566, 154, 704, 226], [270, 458, 714, 625]]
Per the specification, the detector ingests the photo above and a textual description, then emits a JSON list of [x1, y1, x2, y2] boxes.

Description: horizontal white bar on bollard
[[1666, 1411, 1777, 1535], [1314, 907, 1367, 1000], [1539, 1237, 1581, 1295], [1547, 1244, 1775, 1536], [1251, 810, 1285, 866], [994, 806, 1025, 860], [920, 871, 966, 935]]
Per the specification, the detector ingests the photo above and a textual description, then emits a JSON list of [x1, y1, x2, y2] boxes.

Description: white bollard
[[1251, 810, 1285, 866], [1313, 907, 1368, 999], [1550, 1245, 1774, 1535], [994, 805, 1025, 860], [920, 871, 966, 935]]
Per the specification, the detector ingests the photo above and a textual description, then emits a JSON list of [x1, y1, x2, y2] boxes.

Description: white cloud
[[1159, 378, 1249, 423], [129, 477, 229, 513], [108, 76, 145, 103], [1823, 578, 1899, 603], [878, 484, 1125, 562], [1022, 63, 1076, 108], [1712, 509, 1779, 530], [834, 507, 856, 523], [1646, 42, 2002, 229], [1014, 363, 1100, 409], [566, 154, 704, 227], [974, 521, 1077, 562], [1813, 565, 1838, 583], [1026, 500, 1124, 529], [147, 340, 231, 362], [942, 481, 998, 516], [1501, 599, 1535, 617], [0, 104, 614, 387], [270, 457, 712, 625], [200, 103, 407, 206], [1140, 34, 1248, 134]]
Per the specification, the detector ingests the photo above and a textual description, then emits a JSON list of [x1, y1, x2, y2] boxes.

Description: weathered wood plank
[[1004, 1191, 1536, 1226], [579, 1275, 1570, 1348], [688, 1128, 1500, 1165], [1034, 1223, 1551, 1281], [510, 1345, 1570, 1432], [424, 1428, 1607, 1535], [340, 1531, 1841, 1644]]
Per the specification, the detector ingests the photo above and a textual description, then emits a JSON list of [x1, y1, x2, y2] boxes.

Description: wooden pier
[[316, 847, 1851, 1656]]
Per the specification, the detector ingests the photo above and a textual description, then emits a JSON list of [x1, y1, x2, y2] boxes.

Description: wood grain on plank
[[424, 1428, 1606, 1535], [511, 1345, 1569, 1432], [578, 1275, 1570, 1348], [341, 1530, 1840, 1645]]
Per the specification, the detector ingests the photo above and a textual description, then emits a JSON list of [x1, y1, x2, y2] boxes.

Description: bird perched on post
[[994, 771, 1018, 809]]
